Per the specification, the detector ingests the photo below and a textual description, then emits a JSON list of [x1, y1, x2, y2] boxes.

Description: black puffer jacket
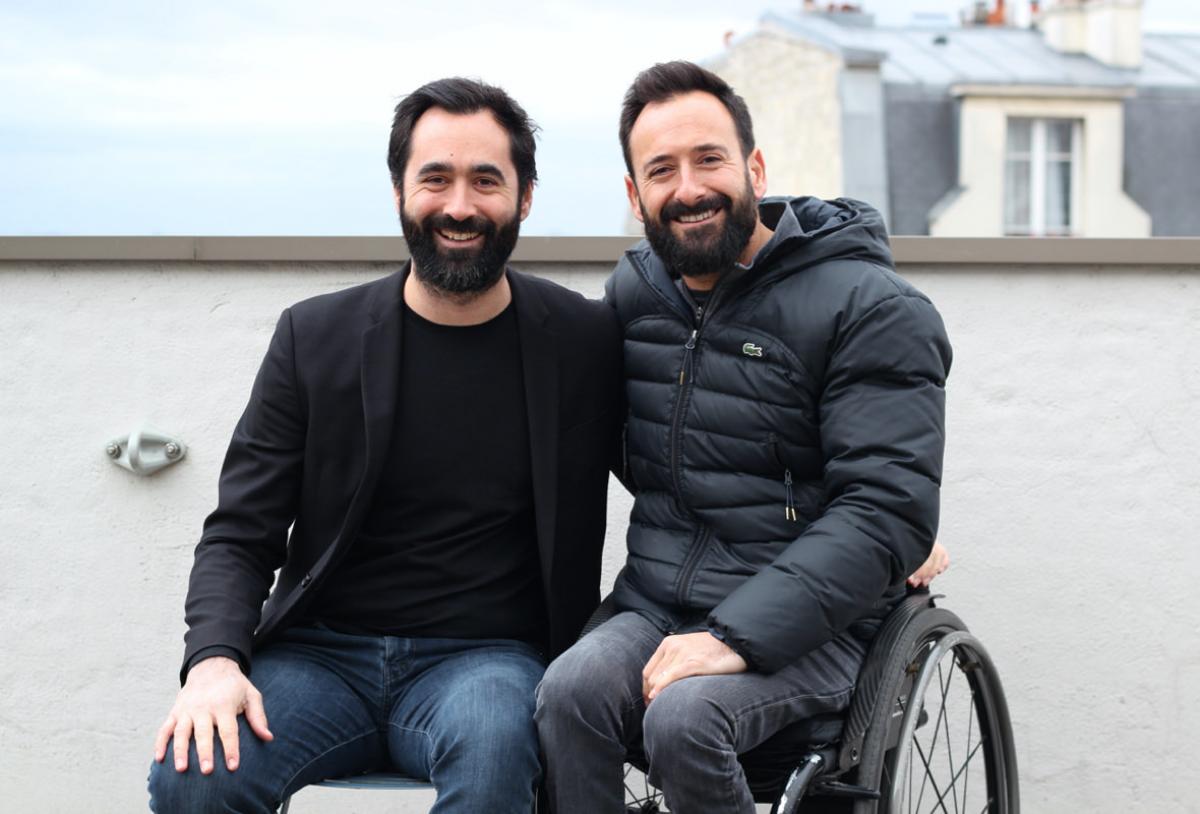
[[606, 196, 952, 673]]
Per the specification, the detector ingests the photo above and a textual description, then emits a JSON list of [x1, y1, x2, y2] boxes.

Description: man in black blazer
[[148, 78, 621, 813]]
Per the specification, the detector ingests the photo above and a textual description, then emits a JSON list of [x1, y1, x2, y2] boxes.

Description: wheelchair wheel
[[853, 609, 1018, 814], [624, 763, 665, 813]]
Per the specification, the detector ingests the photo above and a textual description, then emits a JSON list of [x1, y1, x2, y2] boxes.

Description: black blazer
[[180, 267, 622, 681]]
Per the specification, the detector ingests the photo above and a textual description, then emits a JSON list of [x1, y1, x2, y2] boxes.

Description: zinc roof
[[761, 10, 1200, 90]]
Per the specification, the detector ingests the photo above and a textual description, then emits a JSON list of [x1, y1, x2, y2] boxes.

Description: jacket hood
[[619, 196, 893, 311], [757, 195, 893, 274]]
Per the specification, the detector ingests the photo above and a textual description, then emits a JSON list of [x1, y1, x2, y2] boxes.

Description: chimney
[[1041, 0, 1143, 68], [986, 0, 1007, 26]]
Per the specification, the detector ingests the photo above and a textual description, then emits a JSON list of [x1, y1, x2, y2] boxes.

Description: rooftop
[[759, 9, 1200, 90]]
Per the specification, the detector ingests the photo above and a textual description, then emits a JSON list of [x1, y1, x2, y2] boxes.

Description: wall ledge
[[0, 235, 1196, 266]]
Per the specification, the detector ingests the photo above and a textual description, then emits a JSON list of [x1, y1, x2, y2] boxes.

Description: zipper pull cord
[[784, 469, 797, 522], [680, 329, 698, 384]]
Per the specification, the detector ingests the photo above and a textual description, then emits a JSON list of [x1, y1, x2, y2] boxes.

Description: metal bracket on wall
[[105, 427, 187, 476]]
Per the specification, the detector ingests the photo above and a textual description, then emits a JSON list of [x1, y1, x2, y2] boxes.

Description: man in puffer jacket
[[535, 61, 952, 813]]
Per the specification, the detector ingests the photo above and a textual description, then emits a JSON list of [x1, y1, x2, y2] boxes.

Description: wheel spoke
[[912, 736, 953, 814], [915, 655, 954, 813], [963, 681, 976, 809], [926, 738, 986, 814], [939, 657, 959, 814]]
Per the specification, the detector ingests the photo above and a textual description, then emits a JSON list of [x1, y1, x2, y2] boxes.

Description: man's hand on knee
[[642, 632, 747, 703], [153, 656, 273, 775]]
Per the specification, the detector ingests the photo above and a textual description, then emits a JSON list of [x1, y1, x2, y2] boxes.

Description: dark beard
[[641, 185, 758, 283], [400, 205, 520, 297]]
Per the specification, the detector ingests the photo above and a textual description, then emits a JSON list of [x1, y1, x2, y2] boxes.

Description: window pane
[[1005, 158, 1031, 232], [1045, 159, 1071, 232], [1045, 119, 1073, 156], [1007, 118, 1032, 156]]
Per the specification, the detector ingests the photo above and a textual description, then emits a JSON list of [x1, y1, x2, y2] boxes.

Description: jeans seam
[[387, 722, 434, 775], [280, 729, 381, 798], [728, 686, 854, 722]]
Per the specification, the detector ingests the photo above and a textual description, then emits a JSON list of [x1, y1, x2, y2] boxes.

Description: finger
[[154, 714, 176, 762], [173, 716, 193, 772], [645, 648, 684, 702], [642, 643, 667, 684], [193, 711, 215, 775], [641, 643, 669, 700], [648, 662, 692, 702], [216, 712, 241, 772], [244, 689, 273, 742]]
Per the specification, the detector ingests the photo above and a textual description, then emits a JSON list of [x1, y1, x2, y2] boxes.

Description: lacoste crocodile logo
[[742, 343, 764, 358]]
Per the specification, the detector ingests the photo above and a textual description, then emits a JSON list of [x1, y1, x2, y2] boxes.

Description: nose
[[674, 164, 707, 206], [441, 180, 478, 222]]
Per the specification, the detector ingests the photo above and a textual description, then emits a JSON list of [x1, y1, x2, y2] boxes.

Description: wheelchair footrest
[[810, 780, 881, 800]]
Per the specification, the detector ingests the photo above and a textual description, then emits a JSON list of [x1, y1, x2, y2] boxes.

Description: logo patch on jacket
[[742, 342, 764, 358]]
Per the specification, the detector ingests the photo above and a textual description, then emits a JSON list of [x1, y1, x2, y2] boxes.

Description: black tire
[[852, 609, 1019, 814]]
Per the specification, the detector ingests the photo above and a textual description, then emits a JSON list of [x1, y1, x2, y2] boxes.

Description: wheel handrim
[[886, 631, 1011, 814]]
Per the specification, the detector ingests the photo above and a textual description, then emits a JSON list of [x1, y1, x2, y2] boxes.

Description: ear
[[747, 147, 767, 199], [624, 175, 644, 223], [518, 183, 533, 222], [393, 186, 402, 213]]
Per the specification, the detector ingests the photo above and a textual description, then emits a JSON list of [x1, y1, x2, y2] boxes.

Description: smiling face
[[396, 107, 531, 296], [625, 91, 768, 288]]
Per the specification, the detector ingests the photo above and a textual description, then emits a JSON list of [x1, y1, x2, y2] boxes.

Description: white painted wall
[[1, 257, 1198, 812]]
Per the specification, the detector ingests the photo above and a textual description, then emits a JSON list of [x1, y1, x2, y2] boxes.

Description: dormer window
[[1004, 117, 1081, 236]]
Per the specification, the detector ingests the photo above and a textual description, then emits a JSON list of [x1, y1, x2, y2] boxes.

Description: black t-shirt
[[308, 299, 545, 643]]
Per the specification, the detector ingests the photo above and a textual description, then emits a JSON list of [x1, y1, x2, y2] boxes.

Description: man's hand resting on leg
[[642, 632, 748, 703], [153, 656, 273, 774]]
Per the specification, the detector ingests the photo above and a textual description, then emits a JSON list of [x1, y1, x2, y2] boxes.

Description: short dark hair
[[619, 61, 756, 177], [387, 77, 539, 195]]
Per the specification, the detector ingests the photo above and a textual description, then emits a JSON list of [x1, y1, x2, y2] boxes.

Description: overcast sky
[[1, 1, 1196, 236]]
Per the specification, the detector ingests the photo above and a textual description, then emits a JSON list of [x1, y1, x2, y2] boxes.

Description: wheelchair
[[613, 591, 1019, 814]]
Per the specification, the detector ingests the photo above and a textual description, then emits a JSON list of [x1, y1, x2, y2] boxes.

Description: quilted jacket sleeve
[[707, 291, 952, 673]]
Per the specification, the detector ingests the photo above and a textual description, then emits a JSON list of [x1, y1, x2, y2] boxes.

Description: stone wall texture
[[1, 254, 1198, 811]]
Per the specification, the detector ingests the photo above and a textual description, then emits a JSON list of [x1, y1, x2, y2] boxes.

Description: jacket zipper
[[674, 526, 712, 607], [642, 264, 732, 606], [668, 297, 705, 502]]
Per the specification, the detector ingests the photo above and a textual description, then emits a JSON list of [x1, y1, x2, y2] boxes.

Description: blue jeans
[[148, 625, 545, 813], [535, 611, 866, 814]]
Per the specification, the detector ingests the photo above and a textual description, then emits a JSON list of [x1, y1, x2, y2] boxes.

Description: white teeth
[[677, 209, 716, 224], [439, 230, 481, 242]]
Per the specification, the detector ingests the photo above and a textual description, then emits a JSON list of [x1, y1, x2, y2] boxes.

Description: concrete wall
[[1, 238, 1199, 812]]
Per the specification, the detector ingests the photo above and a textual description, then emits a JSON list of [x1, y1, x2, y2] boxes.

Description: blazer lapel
[[358, 266, 406, 498], [323, 267, 405, 571], [511, 270, 560, 589]]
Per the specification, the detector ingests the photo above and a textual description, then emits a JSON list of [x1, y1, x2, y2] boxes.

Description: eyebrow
[[415, 161, 508, 182], [640, 143, 730, 175]]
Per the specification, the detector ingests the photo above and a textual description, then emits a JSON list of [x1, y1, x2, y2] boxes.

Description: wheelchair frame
[[624, 592, 1019, 814]]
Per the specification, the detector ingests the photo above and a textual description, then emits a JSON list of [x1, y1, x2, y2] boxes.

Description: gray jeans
[[534, 611, 866, 814]]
